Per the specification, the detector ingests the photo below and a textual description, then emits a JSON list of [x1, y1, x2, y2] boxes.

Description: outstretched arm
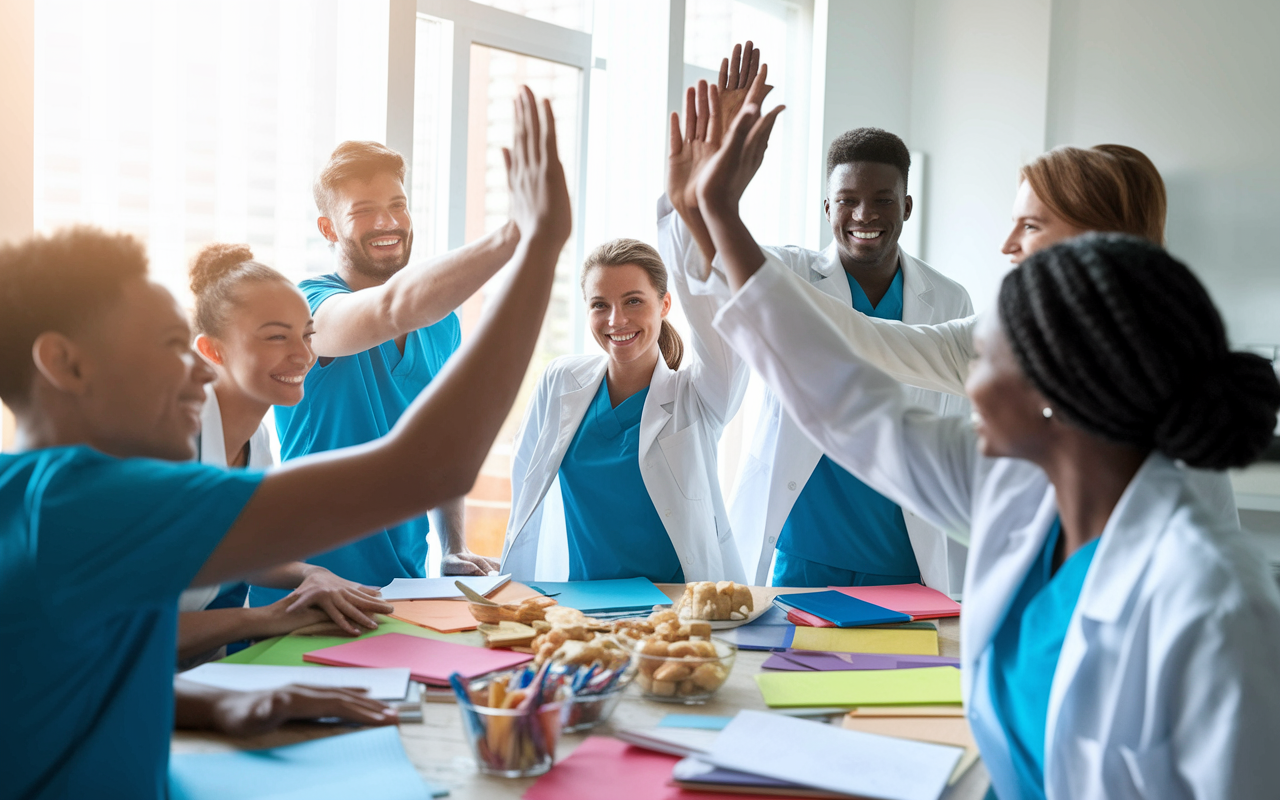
[[310, 221, 519, 358], [174, 679, 396, 735], [194, 88, 573, 587]]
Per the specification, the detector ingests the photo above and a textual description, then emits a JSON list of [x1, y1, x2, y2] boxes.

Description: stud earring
[[1042, 407, 1053, 420]]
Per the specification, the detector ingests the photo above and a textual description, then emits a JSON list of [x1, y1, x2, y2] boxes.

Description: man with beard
[[254, 141, 511, 607]]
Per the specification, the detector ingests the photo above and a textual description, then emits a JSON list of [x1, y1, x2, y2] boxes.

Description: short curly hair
[[826, 127, 910, 186], [0, 226, 149, 406], [313, 140, 407, 217]]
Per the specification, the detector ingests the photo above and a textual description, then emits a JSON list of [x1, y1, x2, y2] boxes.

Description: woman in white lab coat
[[177, 243, 393, 667], [500, 237, 747, 583], [699, 106, 1280, 799]]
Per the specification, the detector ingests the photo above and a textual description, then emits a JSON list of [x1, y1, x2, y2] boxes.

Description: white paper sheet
[[379, 574, 510, 601], [180, 663, 412, 701], [706, 710, 962, 800]]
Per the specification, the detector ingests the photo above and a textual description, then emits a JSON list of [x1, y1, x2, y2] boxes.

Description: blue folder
[[527, 577, 672, 614], [773, 590, 911, 627], [718, 605, 796, 651]]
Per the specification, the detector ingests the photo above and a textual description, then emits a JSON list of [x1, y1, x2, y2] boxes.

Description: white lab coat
[[179, 384, 274, 614], [784, 293, 1241, 526], [498, 214, 749, 583], [715, 256, 1280, 800], [673, 218, 974, 590]]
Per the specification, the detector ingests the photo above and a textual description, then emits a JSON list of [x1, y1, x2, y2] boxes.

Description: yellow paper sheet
[[755, 666, 962, 708], [790, 624, 939, 655]]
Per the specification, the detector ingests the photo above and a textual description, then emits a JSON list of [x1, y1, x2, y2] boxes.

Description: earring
[[1042, 407, 1053, 420]]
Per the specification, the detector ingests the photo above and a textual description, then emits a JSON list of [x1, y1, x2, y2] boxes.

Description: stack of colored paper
[[755, 666, 962, 709], [302, 632, 532, 686], [525, 577, 671, 615], [774, 584, 960, 628]]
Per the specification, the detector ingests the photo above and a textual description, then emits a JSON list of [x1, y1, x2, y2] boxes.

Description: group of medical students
[[3, 37, 1280, 800]]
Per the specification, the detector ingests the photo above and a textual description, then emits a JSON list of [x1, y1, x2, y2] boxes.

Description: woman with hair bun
[[177, 243, 393, 667], [500, 237, 747, 583], [697, 109, 1280, 798]]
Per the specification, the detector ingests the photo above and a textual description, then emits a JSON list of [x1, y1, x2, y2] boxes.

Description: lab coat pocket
[[658, 423, 710, 501], [1118, 740, 1184, 800]]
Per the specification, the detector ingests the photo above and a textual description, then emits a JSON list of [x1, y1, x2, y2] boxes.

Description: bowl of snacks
[[631, 610, 736, 703]]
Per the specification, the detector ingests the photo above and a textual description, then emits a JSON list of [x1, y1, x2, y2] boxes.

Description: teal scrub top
[[260, 273, 461, 604], [0, 446, 262, 800], [987, 518, 1101, 800], [775, 269, 919, 581], [557, 382, 684, 583]]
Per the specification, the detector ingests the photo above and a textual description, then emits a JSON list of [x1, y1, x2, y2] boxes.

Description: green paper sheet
[[216, 616, 475, 667], [755, 666, 962, 708]]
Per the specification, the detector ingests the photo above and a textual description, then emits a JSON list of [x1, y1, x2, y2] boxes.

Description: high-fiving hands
[[668, 41, 777, 274], [506, 86, 572, 249]]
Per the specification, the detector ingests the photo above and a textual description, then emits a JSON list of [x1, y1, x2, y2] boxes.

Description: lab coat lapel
[[1044, 454, 1181, 768], [810, 241, 853, 303], [508, 359, 606, 541], [899, 248, 937, 323], [639, 356, 676, 455], [198, 385, 228, 467]]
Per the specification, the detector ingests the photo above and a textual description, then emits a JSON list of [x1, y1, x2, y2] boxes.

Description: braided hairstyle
[[999, 232, 1280, 470]]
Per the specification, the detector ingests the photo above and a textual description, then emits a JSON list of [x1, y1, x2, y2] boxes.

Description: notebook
[[302, 632, 531, 686], [830, 583, 961, 619], [180, 663, 411, 701], [773, 591, 910, 627]]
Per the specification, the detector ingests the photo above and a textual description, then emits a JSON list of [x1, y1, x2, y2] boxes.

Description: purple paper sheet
[[761, 650, 961, 671]]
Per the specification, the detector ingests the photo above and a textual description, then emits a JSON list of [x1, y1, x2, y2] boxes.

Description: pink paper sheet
[[830, 584, 961, 619], [302, 632, 531, 686], [523, 737, 797, 800]]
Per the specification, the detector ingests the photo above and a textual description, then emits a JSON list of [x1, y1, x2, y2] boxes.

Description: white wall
[[0, 0, 33, 452], [907, 0, 1051, 311], [809, 0, 916, 250], [1045, 0, 1280, 347]]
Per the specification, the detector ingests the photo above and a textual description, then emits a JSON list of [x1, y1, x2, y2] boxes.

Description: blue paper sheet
[[659, 715, 734, 730], [526, 577, 671, 613], [169, 727, 444, 800], [717, 605, 795, 651], [773, 591, 911, 627]]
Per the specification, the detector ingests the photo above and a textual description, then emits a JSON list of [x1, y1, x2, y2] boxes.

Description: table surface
[[172, 585, 989, 799]]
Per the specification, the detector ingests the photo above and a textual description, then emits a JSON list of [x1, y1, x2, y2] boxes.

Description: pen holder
[[455, 695, 569, 777], [563, 685, 628, 733]]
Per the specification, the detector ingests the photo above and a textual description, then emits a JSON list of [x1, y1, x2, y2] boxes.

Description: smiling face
[[1001, 180, 1088, 264], [965, 311, 1056, 461], [583, 264, 671, 368], [72, 278, 216, 461], [321, 171, 414, 283], [196, 280, 316, 408], [824, 162, 912, 271]]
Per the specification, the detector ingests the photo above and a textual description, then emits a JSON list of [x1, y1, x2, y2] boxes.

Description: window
[[34, 0, 391, 303]]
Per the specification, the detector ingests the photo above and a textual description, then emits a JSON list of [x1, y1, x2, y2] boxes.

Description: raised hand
[[505, 86, 572, 247], [715, 41, 772, 138], [696, 101, 786, 217]]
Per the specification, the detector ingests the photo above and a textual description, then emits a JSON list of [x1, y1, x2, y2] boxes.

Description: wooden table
[[172, 585, 989, 799]]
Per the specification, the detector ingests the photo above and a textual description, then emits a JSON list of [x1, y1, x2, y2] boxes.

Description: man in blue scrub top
[[766, 129, 975, 588], [260, 141, 517, 603]]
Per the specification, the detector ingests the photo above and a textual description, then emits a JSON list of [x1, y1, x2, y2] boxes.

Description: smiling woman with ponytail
[[498, 236, 748, 583]]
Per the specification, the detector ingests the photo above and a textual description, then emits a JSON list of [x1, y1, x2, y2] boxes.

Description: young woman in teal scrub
[[0, 87, 570, 800], [698, 101, 1280, 799], [176, 243, 394, 668], [500, 238, 747, 583]]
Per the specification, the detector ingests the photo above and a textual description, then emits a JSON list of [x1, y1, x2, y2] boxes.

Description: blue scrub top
[[775, 269, 919, 583], [557, 382, 684, 583], [987, 518, 1101, 800], [0, 446, 261, 800], [260, 273, 460, 604]]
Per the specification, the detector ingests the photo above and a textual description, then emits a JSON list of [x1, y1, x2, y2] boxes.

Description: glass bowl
[[633, 636, 736, 704]]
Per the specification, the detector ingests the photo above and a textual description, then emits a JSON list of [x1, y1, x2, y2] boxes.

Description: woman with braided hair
[[698, 101, 1280, 799]]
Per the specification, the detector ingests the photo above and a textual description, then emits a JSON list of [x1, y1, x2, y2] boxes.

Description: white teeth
[[273, 375, 304, 384], [370, 238, 399, 247], [609, 332, 638, 342], [851, 231, 881, 240]]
